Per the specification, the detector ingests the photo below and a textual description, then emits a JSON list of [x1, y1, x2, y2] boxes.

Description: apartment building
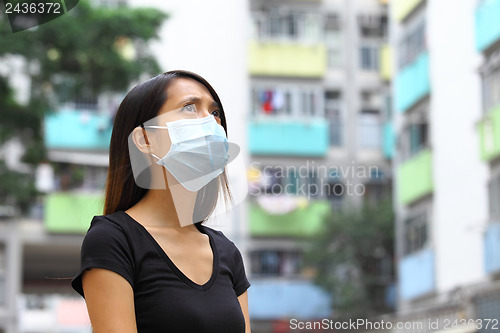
[[390, 0, 500, 328], [246, 0, 393, 331]]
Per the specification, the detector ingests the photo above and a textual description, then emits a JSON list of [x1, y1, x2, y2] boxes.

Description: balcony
[[380, 44, 393, 81], [44, 109, 112, 151], [477, 105, 500, 162], [395, 51, 430, 112], [44, 192, 104, 234], [392, 0, 424, 22], [249, 200, 330, 237], [484, 222, 500, 274], [397, 148, 433, 205], [399, 247, 435, 300], [475, 0, 500, 52], [248, 279, 331, 319], [248, 41, 326, 77], [248, 118, 329, 157]]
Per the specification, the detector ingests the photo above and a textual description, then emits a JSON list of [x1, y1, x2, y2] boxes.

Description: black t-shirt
[[71, 211, 250, 333]]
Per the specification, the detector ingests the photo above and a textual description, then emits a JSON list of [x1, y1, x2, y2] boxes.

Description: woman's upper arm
[[238, 291, 251, 333], [82, 268, 137, 333]]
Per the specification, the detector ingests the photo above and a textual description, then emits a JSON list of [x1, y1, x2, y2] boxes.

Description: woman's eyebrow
[[177, 96, 219, 109]]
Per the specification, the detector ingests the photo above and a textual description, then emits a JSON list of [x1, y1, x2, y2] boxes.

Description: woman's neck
[[126, 188, 196, 231]]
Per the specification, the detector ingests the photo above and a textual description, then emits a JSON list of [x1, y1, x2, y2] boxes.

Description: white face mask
[[144, 115, 230, 192]]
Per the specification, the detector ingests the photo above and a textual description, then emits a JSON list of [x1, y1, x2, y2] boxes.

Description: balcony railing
[[380, 44, 393, 80], [383, 122, 395, 159], [248, 279, 331, 319], [44, 109, 112, 151], [397, 148, 433, 205], [484, 222, 500, 274], [248, 117, 329, 157], [475, 0, 500, 52], [392, 0, 425, 22], [399, 247, 435, 300], [44, 192, 104, 234], [248, 41, 327, 77], [395, 51, 430, 113], [249, 200, 330, 237]]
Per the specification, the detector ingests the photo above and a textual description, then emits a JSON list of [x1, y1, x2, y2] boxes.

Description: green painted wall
[[248, 41, 326, 77], [249, 200, 330, 237], [397, 148, 433, 205], [45, 192, 104, 234]]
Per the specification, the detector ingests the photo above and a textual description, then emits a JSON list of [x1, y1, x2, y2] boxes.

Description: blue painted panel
[[399, 248, 435, 300], [383, 122, 394, 159], [248, 118, 329, 156], [248, 279, 331, 319], [45, 109, 113, 150], [395, 52, 430, 113], [485, 222, 500, 273], [475, 0, 500, 52]]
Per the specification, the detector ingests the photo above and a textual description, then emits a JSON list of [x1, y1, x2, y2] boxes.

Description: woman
[[71, 70, 251, 333]]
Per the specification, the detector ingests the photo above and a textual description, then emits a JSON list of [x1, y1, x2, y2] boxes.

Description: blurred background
[[0, 0, 499, 332]]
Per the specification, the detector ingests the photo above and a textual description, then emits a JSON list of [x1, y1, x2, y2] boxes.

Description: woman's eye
[[181, 104, 196, 112], [211, 110, 221, 118]]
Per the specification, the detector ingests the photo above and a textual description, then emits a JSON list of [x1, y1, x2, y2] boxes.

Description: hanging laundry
[[263, 100, 273, 114], [272, 88, 285, 111]]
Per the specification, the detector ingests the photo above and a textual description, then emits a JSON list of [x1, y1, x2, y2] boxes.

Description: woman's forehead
[[164, 77, 214, 105]]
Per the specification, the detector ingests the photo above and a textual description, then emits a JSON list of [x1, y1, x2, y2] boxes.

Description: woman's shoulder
[[84, 211, 137, 240], [197, 224, 240, 252]]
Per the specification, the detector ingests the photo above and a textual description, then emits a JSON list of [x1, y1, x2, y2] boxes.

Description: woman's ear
[[131, 126, 152, 154]]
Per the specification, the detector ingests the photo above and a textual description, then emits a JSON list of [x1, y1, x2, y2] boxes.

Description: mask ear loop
[[141, 124, 170, 191]]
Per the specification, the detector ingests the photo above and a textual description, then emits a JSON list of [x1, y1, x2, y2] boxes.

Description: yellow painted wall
[[392, 0, 424, 22], [248, 41, 326, 77]]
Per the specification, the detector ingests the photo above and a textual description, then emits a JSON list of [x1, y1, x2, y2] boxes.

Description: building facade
[[246, 0, 394, 331], [389, 0, 500, 330]]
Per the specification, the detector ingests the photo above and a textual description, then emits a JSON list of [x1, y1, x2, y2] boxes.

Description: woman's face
[[141, 77, 223, 160]]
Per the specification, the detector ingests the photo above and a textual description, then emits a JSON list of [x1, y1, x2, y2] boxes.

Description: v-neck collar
[[119, 211, 219, 291]]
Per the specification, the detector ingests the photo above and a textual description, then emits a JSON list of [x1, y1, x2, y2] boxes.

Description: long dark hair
[[104, 70, 230, 216]]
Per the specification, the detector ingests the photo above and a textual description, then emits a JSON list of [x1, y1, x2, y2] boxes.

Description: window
[[260, 167, 284, 195], [404, 212, 428, 255], [324, 175, 344, 208], [364, 182, 390, 206], [360, 45, 380, 70], [398, 22, 426, 69], [325, 91, 343, 146], [255, 165, 322, 197], [82, 166, 108, 191], [251, 86, 322, 118], [250, 249, 302, 277], [325, 13, 343, 68], [252, 9, 321, 42], [399, 119, 429, 161], [488, 173, 500, 222], [358, 109, 382, 148], [357, 14, 388, 39], [482, 67, 500, 113], [383, 95, 393, 123]]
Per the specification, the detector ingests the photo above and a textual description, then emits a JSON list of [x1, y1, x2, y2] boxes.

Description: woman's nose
[[199, 109, 211, 118]]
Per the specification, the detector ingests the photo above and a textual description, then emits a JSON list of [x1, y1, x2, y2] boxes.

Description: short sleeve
[[71, 216, 135, 298], [231, 244, 251, 297]]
